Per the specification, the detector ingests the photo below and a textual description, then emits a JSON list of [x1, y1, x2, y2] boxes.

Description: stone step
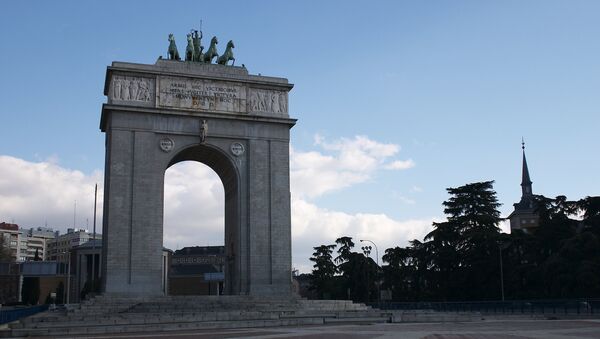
[[324, 316, 391, 324], [76, 302, 370, 314], [23, 309, 386, 327], [19, 312, 283, 329], [1, 313, 389, 337], [2, 296, 382, 337]]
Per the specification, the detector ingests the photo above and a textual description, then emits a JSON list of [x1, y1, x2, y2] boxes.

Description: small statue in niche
[[200, 120, 208, 143], [167, 34, 181, 60]]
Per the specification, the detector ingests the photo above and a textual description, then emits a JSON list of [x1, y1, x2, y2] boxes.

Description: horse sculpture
[[203, 36, 219, 63], [185, 34, 195, 61], [168, 34, 180, 61], [217, 40, 235, 66], [192, 30, 203, 62]]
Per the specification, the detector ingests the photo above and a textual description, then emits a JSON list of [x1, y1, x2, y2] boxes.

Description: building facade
[[71, 240, 171, 302], [23, 227, 58, 261], [169, 246, 225, 296], [48, 228, 101, 262], [0, 222, 21, 261], [1, 223, 58, 262]]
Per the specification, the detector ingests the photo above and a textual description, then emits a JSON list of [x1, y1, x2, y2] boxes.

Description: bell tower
[[508, 139, 540, 234]]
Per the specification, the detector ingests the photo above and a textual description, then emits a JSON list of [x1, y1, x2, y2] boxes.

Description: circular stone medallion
[[230, 142, 245, 156], [159, 138, 174, 152]]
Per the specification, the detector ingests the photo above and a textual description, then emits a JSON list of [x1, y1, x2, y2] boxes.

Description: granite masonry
[[100, 60, 296, 297]]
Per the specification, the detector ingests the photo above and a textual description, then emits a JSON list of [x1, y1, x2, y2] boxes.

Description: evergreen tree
[[0, 234, 13, 262], [334, 236, 354, 264], [309, 244, 337, 299], [424, 181, 502, 300]]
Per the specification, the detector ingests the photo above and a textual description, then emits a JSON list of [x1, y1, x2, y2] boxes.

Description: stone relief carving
[[230, 142, 245, 156], [111, 76, 154, 102], [248, 89, 287, 114]]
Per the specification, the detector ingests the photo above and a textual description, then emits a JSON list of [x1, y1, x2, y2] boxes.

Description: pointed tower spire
[[521, 138, 533, 196]]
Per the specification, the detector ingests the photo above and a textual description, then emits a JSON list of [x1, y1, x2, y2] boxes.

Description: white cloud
[[384, 159, 415, 170], [291, 135, 414, 198], [0, 155, 103, 231], [499, 219, 511, 234], [411, 185, 423, 193], [163, 161, 224, 249], [291, 196, 435, 273]]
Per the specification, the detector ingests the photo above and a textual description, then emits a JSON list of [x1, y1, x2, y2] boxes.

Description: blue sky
[[1, 1, 599, 270]]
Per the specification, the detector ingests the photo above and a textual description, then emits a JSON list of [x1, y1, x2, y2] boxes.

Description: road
[[61, 318, 600, 339]]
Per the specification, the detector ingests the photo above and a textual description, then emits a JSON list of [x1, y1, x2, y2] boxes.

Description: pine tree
[[425, 181, 502, 300], [309, 244, 337, 299]]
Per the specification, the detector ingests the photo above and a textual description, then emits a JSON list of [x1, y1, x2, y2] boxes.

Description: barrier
[[0, 305, 49, 324]]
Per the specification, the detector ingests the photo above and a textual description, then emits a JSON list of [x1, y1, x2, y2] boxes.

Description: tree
[[578, 196, 600, 234], [382, 246, 414, 301], [0, 234, 13, 262], [424, 181, 502, 300], [309, 244, 337, 299], [332, 237, 378, 303], [334, 236, 354, 265]]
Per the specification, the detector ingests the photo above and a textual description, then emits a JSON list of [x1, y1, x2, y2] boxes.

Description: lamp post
[[499, 244, 505, 302], [360, 239, 380, 304], [361, 245, 371, 303]]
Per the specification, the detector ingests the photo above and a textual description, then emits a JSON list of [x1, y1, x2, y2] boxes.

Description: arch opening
[[163, 144, 241, 295]]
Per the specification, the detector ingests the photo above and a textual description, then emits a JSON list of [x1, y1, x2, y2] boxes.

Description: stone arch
[[100, 60, 295, 297]]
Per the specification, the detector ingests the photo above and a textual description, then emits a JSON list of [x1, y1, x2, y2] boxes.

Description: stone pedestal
[[100, 60, 295, 297]]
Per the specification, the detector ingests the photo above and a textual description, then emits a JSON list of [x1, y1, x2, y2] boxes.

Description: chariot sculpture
[[166, 29, 236, 66]]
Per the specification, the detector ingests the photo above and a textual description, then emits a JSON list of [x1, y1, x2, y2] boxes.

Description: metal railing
[[368, 299, 600, 315], [0, 305, 49, 325]]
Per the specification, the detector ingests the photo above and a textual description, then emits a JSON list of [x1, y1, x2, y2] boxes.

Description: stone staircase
[[0, 295, 391, 337]]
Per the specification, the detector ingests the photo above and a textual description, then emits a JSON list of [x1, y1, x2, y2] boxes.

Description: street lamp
[[498, 243, 506, 302], [360, 239, 380, 304]]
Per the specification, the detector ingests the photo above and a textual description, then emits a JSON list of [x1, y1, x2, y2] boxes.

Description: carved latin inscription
[[248, 89, 288, 114], [158, 77, 246, 113], [111, 76, 154, 102]]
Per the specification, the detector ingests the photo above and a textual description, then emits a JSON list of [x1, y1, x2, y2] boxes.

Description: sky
[[1, 1, 599, 272]]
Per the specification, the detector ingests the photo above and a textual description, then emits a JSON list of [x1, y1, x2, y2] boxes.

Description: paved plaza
[[52, 319, 600, 339]]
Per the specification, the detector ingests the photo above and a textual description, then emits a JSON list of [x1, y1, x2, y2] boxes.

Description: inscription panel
[[172, 255, 225, 265], [158, 76, 246, 113]]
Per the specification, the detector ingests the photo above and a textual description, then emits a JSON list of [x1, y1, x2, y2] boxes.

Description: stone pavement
[[52, 319, 600, 339]]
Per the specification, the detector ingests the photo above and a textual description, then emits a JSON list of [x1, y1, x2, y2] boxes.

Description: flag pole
[[91, 183, 98, 295]]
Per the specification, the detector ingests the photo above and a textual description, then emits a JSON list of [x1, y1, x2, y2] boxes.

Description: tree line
[[307, 181, 600, 302]]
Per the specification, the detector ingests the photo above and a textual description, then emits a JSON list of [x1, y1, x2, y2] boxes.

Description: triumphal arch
[[100, 57, 295, 297]]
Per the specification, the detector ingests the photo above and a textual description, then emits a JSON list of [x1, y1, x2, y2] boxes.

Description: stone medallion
[[230, 142, 245, 156], [159, 138, 174, 152]]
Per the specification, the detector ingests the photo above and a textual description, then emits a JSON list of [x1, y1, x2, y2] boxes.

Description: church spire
[[521, 138, 533, 196]]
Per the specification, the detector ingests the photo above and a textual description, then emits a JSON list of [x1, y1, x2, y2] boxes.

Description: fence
[[368, 299, 600, 315], [0, 305, 49, 325]]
